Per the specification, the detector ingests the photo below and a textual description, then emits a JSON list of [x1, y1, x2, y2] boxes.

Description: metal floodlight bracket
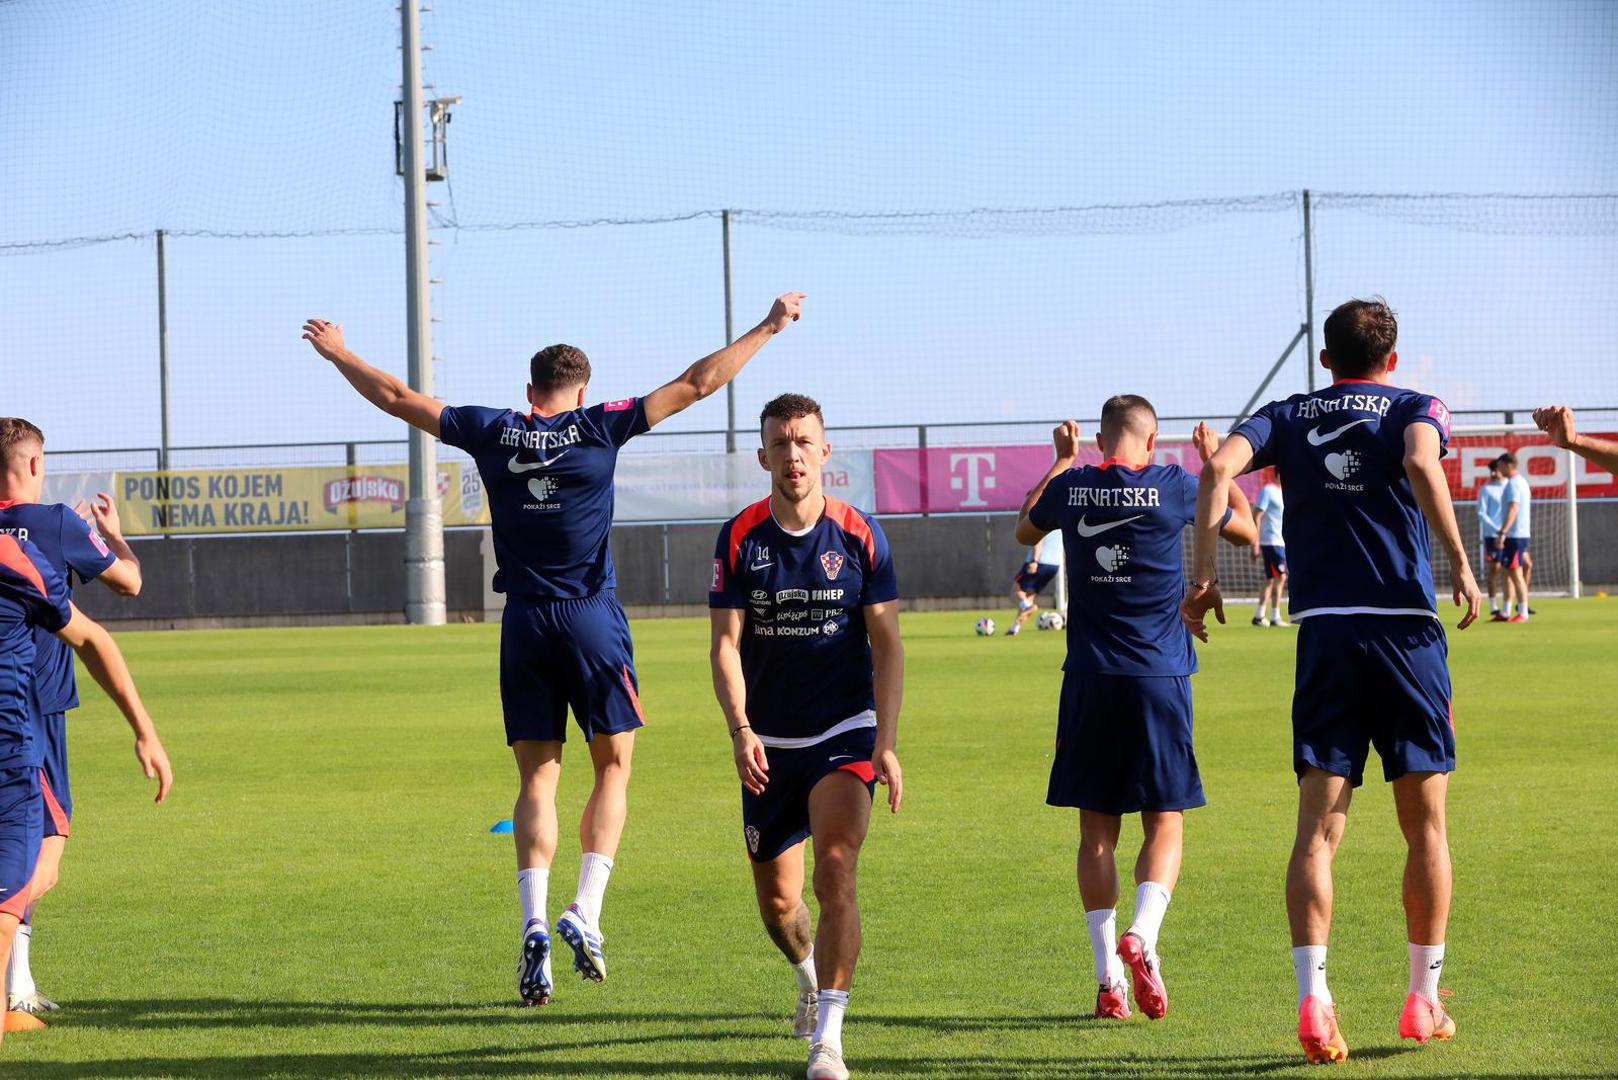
[[395, 95, 461, 181]]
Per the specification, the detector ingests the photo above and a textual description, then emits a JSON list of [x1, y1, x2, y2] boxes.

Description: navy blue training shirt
[[0, 501, 116, 714], [0, 536, 73, 770], [1231, 380, 1452, 619], [710, 498, 899, 745], [439, 399, 650, 599]]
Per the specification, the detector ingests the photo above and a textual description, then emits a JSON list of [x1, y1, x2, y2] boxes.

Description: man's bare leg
[[805, 771, 873, 1064], [1393, 771, 1455, 1039], [554, 730, 636, 982], [753, 842, 819, 1036], [5, 836, 63, 1012], [512, 740, 563, 1003], [1076, 809, 1129, 1006], [1288, 768, 1353, 1059]]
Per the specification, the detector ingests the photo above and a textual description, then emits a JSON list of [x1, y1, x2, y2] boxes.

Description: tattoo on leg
[[764, 901, 813, 963]]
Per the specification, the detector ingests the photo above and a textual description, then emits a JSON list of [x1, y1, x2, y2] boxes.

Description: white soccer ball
[[1037, 611, 1065, 631], [975, 616, 996, 636]]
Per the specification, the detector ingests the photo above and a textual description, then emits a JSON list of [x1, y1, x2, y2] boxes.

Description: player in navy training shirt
[[0, 417, 144, 1017], [1186, 298, 1481, 1063], [303, 292, 805, 1006], [1017, 399, 1253, 1026], [0, 535, 170, 1050], [710, 394, 903, 1080]]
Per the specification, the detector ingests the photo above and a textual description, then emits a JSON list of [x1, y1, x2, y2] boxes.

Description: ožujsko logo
[[324, 475, 405, 513]]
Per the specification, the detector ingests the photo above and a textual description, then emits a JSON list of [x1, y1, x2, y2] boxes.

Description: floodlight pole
[[400, 0, 446, 625], [723, 209, 736, 454], [1303, 188, 1317, 393], [156, 228, 171, 473]]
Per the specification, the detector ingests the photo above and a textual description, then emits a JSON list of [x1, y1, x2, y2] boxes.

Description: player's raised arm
[[302, 319, 445, 438], [1193, 421, 1258, 548], [1182, 435, 1254, 641], [864, 600, 905, 813], [1535, 405, 1618, 474], [53, 604, 172, 802], [80, 493, 142, 596], [1403, 424, 1482, 629], [710, 607, 768, 795], [642, 293, 805, 429], [1015, 421, 1080, 545]]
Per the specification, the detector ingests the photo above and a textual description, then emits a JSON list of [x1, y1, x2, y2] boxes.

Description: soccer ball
[[975, 617, 996, 636], [1037, 611, 1065, 631]]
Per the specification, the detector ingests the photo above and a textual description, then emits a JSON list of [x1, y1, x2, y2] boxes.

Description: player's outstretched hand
[[136, 733, 173, 804], [1180, 582, 1224, 643], [91, 492, 124, 540], [873, 745, 902, 813], [1452, 563, 1483, 630], [1052, 420, 1081, 462], [732, 726, 769, 795], [1192, 421, 1219, 463], [301, 318, 348, 362], [1533, 405, 1576, 449], [761, 293, 806, 335]]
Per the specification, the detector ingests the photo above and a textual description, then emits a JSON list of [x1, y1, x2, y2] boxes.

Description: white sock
[[1126, 881, 1172, 954], [792, 949, 818, 994], [813, 988, 848, 1051], [574, 852, 614, 926], [6, 923, 33, 998], [1488, 595, 1498, 612], [1292, 944, 1330, 1006], [517, 867, 549, 932], [1409, 942, 1444, 1002], [1084, 908, 1124, 986]]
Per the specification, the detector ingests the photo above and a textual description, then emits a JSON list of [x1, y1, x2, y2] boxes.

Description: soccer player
[[1250, 468, 1288, 626], [1496, 452, 1532, 623], [0, 418, 144, 1018], [302, 292, 805, 1006], [1016, 402, 1253, 1024], [1007, 530, 1063, 635], [1183, 297, 1482, 1064], [709, 393, 903, 1080], [0, 535, 171, 1048], [1476, 458, 1508, 620], [1535, 404, 1618, 473]]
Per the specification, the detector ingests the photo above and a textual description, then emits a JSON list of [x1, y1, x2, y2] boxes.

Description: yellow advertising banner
[[116, 463, 491, 535]]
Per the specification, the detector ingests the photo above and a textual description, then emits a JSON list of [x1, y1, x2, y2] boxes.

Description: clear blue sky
[[4, 0, 1615, 462]]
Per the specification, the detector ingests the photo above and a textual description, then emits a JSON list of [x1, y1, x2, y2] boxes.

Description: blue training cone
[[488, 818, 514, 834]]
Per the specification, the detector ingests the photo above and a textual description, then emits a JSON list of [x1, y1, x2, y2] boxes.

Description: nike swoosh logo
[[507, 450, 570, 473], [1073, 514, 1143, 538], [1306, 418, 1374, 446], [827, 755, 853, 762]]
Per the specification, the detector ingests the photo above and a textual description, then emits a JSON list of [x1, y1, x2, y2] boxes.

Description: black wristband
[[729, 724, 751, 737]]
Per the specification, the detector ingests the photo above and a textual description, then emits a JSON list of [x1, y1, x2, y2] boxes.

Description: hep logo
[[948, 452, 997, 508], [1324, 449, 1362, 481]]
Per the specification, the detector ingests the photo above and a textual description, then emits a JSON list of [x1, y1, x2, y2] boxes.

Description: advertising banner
[[614, 450, 874, 522], [1445, 431, 1617, 499]]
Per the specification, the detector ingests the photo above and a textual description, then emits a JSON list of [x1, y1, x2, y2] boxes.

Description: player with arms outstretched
[[303, 293, 804, 1006], [1184, 297, 1481, 1064], [1016, 400, 1253, 1024], [0, 418, 144, 1019], [0, 535, 171, 1047], [710, 394, 903, 1080]]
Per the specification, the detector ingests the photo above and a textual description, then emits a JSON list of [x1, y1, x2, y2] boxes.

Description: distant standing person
[[1475, 459, 1508, 620], [1250, 469, 1289, 626], [1496, 453, 1532, 623], [1007, 531, 1063, 636]]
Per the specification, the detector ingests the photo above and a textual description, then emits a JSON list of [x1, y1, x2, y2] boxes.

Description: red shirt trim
[[726, 498, 774, 573], [0, 534, 49, 599], [1097, 456, 1149, 470], [823, 496, 876, 565]]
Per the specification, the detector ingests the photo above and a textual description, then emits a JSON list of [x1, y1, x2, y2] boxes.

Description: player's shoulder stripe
[[823, 497, 876, 563], [0, 535, 49, 600], [727, 498, 773, 573]]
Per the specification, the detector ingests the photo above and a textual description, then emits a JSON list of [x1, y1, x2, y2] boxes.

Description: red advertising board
[[873, 432, 1616, 515]]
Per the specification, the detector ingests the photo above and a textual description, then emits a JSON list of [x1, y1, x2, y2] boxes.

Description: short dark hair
[[1497, 452, 1518, 469], [1487, 458, 1502, 475], [759, 393, 824, 436], [1322, 297, 1399, 378], [529, 344, 591, 393], [1099, 394, 1157, 445], [0, 417, 43, 469]]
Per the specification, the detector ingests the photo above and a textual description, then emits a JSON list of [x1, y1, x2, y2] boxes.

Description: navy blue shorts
[[0, 767, 42, 922], [1293, 614, 1454, 787], [1260, 544, 1287, 580], [500, 591, 645, 745], [1016, 566, 1059, 595], [742, 725, 877, 863], [1480, 537, 1501, 566], [1500, 537, 1530, 569], [1046, 672, 1205, 815], [40, 711, 70, 837]]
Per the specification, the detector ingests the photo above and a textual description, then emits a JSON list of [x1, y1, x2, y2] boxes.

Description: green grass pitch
[[7, 599, 1617, 1078]]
